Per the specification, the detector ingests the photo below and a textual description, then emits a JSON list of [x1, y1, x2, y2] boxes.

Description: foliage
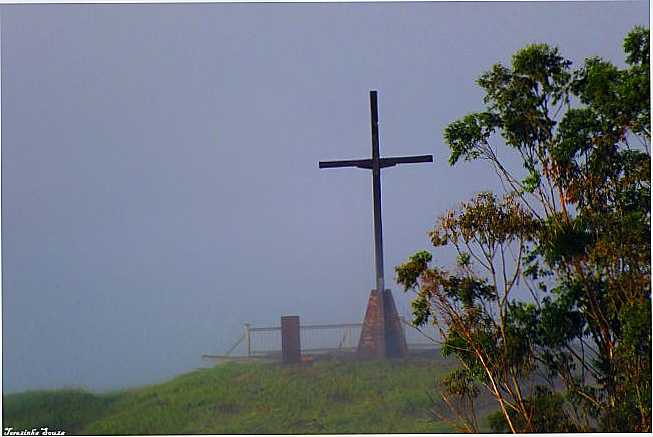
[[486, 386, 577, 433], [397, 26, 650, 432]]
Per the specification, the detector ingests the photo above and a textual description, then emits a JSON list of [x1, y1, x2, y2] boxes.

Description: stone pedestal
[[358, 289, 407, 359]]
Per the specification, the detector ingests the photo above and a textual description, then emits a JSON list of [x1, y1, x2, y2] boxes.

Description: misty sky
[[1, 2, 648, 393]]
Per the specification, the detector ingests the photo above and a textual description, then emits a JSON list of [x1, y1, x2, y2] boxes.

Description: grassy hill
[[3, 354, 487, 435]]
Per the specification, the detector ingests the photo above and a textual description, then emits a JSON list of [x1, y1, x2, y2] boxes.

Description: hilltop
[[2, 354, 494, 435]]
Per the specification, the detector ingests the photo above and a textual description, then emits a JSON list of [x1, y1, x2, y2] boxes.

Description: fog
[[1, 2, 647, 393]]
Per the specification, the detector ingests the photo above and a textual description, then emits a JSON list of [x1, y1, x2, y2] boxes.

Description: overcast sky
[[1, 1, 648, 393]]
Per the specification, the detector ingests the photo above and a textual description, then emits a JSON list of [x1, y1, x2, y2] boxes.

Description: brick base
[[357, 289, 407, 359], [383, 289, 408, 357]]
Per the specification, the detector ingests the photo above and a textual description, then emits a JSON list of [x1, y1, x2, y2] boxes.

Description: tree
[[396, 27, 650, 432]]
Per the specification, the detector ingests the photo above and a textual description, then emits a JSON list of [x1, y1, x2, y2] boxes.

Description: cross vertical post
[[318, 90, 433, 358], [369, 91, 385, 295]]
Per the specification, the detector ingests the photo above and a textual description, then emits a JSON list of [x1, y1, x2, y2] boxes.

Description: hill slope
[[3, 356, 466, 434]]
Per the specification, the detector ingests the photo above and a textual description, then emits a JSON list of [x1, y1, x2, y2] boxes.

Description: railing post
[[244, 323, 251, 357], [281, 316, 301, 364]]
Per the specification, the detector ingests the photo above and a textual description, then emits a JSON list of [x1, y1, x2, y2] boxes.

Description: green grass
[[3, 356, 461, 434], [2, 389, 118, 434]]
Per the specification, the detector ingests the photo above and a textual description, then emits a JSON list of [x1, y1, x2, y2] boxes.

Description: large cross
[[319, 90, 433, 294]]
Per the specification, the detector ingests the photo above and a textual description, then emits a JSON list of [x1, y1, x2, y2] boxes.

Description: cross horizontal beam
[[319, 154, 433, 170]]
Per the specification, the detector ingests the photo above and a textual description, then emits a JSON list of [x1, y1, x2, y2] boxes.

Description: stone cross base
[[357, 289, 408, 359]]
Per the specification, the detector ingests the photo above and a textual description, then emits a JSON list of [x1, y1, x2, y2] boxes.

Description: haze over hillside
[[2, 1, 648, 393]]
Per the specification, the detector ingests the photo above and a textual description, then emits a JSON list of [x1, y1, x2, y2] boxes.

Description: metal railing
[[202, 318, 439, 361]]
